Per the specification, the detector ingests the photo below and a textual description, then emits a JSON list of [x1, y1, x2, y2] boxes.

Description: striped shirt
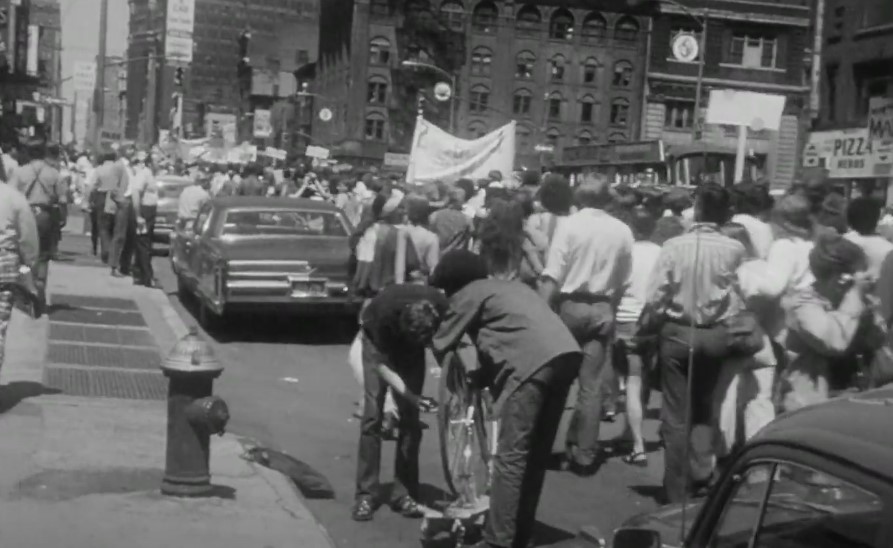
[[647, 223, 746, 326]]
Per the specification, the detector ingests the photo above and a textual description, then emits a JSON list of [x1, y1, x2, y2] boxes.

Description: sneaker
[[391, 495, 424, 518], [352, 497, 376, 521]]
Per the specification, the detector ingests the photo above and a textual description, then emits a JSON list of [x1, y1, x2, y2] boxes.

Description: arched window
[[545, 127, 561, 146], [608, 132, 627, 143], [583, 57, 602, 85], [440, 1, 465, 31], [612, 60, 633, 88], [367, 76, 388, 104], [369, 37, 391, 65], [468, 121, 487, 138], [515, 4, 541, 36], [549, 8, 574, 41], [579, 95, 597, 123], [516, 124, 532, 149], [472, 1, 498, 33], [469, 84, 490, 113], [370, 0, 390, 16], [615, 16, 640, 42], [513, 89, 532, 115], [405, 0, 427, 17], [581, 12, 607, 43], [471, 47, 493, 76], [364, 113, 386, 140], [610, 98, 630, 126], [515, 51, 536, 79], [549, 55, 566, 82], [546, 91, 563, 120], [576, 131, 594, 145]]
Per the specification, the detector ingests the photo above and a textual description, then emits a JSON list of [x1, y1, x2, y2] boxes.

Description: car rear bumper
[[153, 224, 174, 242], [222, 295, 363, 316]]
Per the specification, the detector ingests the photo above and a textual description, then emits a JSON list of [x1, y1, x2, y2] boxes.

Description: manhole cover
[[49, 323, 156, 348], [51, 294, 139, 311], [45, 367, 167, 400], [48, 343, 160, 369], [49, 308, 146, 327]]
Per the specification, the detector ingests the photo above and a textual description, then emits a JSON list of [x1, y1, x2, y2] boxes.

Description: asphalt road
[[151, 253, 665, 548]]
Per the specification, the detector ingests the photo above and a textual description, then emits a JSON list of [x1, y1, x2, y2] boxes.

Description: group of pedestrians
[[340, 167, 893, 548]]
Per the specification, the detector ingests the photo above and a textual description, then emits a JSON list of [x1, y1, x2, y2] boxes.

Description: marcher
[[86, 152, 123, 262], [539, 177, 633, 475], [402, 195, 440, 281], [352, 283, 447, 522], [177, 175, 211, 228], [430, 246, 581, 548], [429, 186, 473, 255], [8, 142, 68, 303], [844, 197, 893, 279], [129, 153, 159, 287], [0, 182, 39, 370], [108, 151, 134, 277], [731, 182, 774, 259]]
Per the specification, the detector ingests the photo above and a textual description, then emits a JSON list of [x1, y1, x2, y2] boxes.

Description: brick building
[[314, 0, 650, 167], [641, 0, 812, 188]]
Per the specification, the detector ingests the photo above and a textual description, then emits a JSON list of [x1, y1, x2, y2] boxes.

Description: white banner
[[73, 61, 96, 92], [706, 89, 786, 131], [261, 147, 287, 161], [165, 0, 195, 63], [406, 117, 516, 184]]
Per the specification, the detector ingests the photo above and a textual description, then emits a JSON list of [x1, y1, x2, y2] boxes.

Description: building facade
[[90, 56, 127, 145], [31, 0, 63, 140], [642, 0, 812, 188], [315, 0, 650, 167]]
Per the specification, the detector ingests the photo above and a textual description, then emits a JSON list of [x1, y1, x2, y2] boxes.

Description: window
[[549, 9, 574, 40], [583, 57, 601, 85], [582, 12, 607, 42], [221, 209, 348, 237], [513, 89, 532, 115], [608, 132, 626, 143], [370, 0, 390, 16], [472, 1, 498, 33], [610, 98, 629, 126], [440, 1, 465, 30], [549, 55, 566, 82], [664, 100, 694, 129], [515, 51, 536, 79], [545, 127, 561, 146], [469, 85, 490, 113], [367, 77, 388, 104], [516, 125, 532, 149], [547, 92, 563, 120], [471, 47, 493, 76], [711, 462, 884, 548], [468, 121, 487, 138], [579, 96, 596, 123], [728, 33, 778, 68], [515, 4, 541, 36], [364, 113, 386, 140], [369, 37, 391, 65], [614, 16, 640, 42], [576, 131, 594, 145], [612, 61, 633, 88]]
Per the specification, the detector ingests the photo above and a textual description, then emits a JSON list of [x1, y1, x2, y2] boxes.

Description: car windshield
[[221, 209, 348, 237]]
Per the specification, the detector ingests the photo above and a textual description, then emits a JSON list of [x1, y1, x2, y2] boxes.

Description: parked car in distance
[[153, 175, 194, 244], [611, 387, 893, 548], [170, 197, 360, 325]]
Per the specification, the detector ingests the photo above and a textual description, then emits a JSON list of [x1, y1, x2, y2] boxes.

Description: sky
[[59, 0, 130, 140]]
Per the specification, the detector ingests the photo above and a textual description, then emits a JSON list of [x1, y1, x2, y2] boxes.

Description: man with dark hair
[[646, 182, 746, 503], [430, 186, 473, 255], [352, 283, 447, 522], [732, 182, 773, 259], [844, 197, 893, 278], [87, 151, 125, 263], [403, 195, 439, 279]]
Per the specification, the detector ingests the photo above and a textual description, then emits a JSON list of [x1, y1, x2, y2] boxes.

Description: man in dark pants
[[646, 183, 746, 503], [128, 153, 158, 287], [89, 152, 124, 263], [352, 283, 447, 522], [108, 152, 133, 277], [431, 249, 582, 548], [8, 142, 68, 305]]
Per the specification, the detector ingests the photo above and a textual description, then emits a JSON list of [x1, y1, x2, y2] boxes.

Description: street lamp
[[400, 60, 456, 134]]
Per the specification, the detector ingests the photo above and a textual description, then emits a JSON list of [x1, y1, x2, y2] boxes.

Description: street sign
[[253, 109, 272, 138], [671, 32, 699, 63], [305, 145, 330, 160], [869, 96, 893, 142], [802, 142, 820, 168], [318, 107, 332, 122], [534, 144, 554, 153], [73, 61, 96, 92], [165, 0, 195, 64], [805, 128, 893, 179]]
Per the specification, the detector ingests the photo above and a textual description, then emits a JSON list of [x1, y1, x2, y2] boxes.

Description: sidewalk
[[0, 243, 335, 547]]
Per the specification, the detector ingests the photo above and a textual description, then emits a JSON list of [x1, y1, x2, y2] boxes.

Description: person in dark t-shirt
[[353, 284, 448, 522]]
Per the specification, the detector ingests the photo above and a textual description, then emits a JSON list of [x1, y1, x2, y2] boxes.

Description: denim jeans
[[485, 353, 580, 548], [354, 331, 425, 504], [109, 202, 133, 270], [132, 204, 156, 285], [558, 299, 615, 466], [659, 321, 731, 503]]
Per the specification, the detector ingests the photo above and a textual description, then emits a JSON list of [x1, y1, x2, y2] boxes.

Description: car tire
[[198, 298, 229, 339]]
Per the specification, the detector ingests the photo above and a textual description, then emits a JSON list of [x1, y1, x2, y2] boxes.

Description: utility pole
[[145, 50, 157, 145], [91, 0, 109, 151]]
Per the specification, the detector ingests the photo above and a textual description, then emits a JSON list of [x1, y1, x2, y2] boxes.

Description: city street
[[151, 252, 665, 548]]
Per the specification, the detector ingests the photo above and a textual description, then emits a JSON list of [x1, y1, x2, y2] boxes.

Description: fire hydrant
[[160, 326, 230, 497]]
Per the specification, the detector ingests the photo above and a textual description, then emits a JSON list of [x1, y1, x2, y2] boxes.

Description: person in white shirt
[[614, 207, 661, 466], [540, 175, 634, 474], [731, 182, 775, 260], [844, 197, 893, 280], [177, 176, 211, 227], [129, 153, 159, 287]]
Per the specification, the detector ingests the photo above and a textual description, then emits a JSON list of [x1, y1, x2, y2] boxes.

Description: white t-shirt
[[616, 240, 662, 324], [732, 213, 774, 260], [845, 231, 893, 279]]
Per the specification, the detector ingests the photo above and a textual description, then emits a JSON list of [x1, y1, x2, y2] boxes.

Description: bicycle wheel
[[438, 352, 492, 503]]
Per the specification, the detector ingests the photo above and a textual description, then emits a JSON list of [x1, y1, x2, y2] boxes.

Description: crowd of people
[[341, 168, 893, 548]]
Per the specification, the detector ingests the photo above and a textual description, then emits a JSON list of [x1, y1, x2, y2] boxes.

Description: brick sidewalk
[[0, 243, 335, 548]]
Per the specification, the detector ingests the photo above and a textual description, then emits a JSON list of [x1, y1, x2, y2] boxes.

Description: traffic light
[[174, 67, 184, 87]]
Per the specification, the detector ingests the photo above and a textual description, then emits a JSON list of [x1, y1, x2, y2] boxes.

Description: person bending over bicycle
[[352, 283, 445, 522], [430, 245, 582, 548]]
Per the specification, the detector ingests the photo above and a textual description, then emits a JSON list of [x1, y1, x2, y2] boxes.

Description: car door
[[191, 205, 220, 309], [182, 205, 214, 287]]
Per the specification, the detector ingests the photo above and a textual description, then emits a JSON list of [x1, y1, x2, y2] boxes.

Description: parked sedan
[[153, 175, 194, 244], [170, 197, 360, 325]]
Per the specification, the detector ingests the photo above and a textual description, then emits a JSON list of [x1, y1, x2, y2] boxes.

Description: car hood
[[620, 501, 704, 548], [218, 237, 351, 277]]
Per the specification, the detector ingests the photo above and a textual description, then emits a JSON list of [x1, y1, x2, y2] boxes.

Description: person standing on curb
[[129, 152, 159, 287], [0, 181, 39, 371], [7, 141, 67, 306], [108, 150, 133, 278]]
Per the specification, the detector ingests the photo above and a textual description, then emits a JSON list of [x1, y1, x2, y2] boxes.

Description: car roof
[[750, 385, 893, 479], [211, 196, 341, 212], [156, 176, 193, 185]]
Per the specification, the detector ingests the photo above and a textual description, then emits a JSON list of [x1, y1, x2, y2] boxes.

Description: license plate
[[290, 281, 326, 297]]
